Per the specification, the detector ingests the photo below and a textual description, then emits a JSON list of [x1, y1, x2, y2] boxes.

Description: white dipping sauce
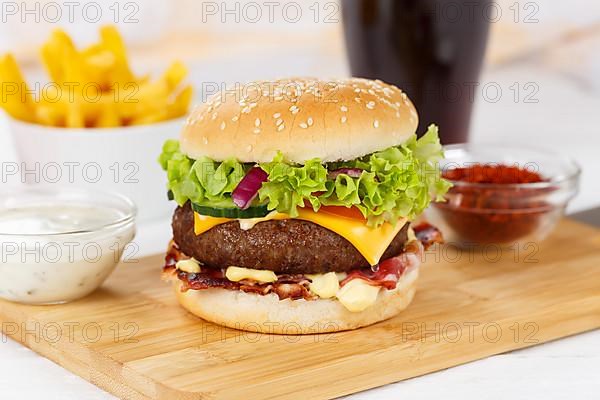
[[0, 203, 135, 304]]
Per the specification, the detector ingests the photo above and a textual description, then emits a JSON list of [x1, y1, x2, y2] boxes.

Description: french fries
[[0, 26, 193, 128], [0, 54, 36, 122]]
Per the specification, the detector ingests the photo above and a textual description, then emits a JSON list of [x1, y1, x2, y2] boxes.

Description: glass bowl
[[425, 143, 580, 248], [0, 186, 136, 305]]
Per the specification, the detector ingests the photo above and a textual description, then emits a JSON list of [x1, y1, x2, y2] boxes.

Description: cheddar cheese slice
[[194, 210, 407, 266]]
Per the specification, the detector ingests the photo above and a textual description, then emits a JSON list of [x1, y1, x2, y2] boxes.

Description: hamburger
[[159, 77, 450, 334]]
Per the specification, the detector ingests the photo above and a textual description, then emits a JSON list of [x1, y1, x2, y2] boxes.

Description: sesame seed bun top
[[180, 77, 419, 163]]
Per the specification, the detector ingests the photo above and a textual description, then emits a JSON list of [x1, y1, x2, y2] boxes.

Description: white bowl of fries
[[8, 116, 184, 221], [0, 26, 193, 220]]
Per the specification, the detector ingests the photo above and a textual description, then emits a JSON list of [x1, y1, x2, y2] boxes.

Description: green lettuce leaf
[[257, 153, 327, 217], [158, 125, 451, 226], [321, 124, 451, 225], [158, 140, 246, 208]]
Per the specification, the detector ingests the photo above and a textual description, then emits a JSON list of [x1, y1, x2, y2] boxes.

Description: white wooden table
[[1, 1, 600, 396], [1, 211, 599, 400]]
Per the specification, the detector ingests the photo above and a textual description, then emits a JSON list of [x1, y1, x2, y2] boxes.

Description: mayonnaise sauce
[[0, 204, 135, 304]]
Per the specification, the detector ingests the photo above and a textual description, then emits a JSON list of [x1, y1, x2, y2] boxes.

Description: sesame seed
[[373, 120, 380, 128], [340, 106, 348, 112], [277, 124, 285, 132], [242, 107, 251, 114], [211, 112, 218, 120], [299, 122, 308, 129], [232, 115, 239, 122], [220, 121, 226, 130], [289, 105, 299, 114], [273, 112, 281, 119], [307, 117, 314, 127], [276, 118, 283, 126], [354, 97, 361, 103], [354, 88, 361, 93], [366, 101, 375, 110], [255, 118, 261, 127], [341, 116, 348, 124], [396, 111, 401, 118], [253, 128, 261, 134], [203, 137, 209, 144]]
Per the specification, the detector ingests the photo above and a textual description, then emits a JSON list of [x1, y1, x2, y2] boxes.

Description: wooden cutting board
[[1, 218, 600, 400]]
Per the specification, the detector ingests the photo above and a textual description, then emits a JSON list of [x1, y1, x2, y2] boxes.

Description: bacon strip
[[413, 222, 444, 250], [163, 223, 441, 298], [165, 240, 186, 267], [163, 259, 313, 301], [340, 240, 423, 290]]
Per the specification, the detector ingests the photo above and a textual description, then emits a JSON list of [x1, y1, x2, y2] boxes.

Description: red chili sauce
[[436, 164, 552, 244]]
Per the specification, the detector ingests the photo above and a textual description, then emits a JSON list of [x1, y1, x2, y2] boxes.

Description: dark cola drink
[[342, 0, 493, 143]]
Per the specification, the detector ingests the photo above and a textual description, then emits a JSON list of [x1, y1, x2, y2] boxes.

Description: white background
[[1, 0, 599, 398]]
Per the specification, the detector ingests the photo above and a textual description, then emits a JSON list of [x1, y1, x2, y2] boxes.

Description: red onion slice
[[328, 168, 363, 180], [232, 167, 268, 209]]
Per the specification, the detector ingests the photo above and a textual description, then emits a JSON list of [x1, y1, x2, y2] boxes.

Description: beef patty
[[172, 203, 409, 274]]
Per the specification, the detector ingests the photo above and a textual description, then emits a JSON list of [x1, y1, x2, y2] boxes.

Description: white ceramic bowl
[[8, 117, 184, 221]]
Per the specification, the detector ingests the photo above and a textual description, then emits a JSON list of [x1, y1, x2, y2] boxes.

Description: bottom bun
[[173, 267, 419, 334]]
